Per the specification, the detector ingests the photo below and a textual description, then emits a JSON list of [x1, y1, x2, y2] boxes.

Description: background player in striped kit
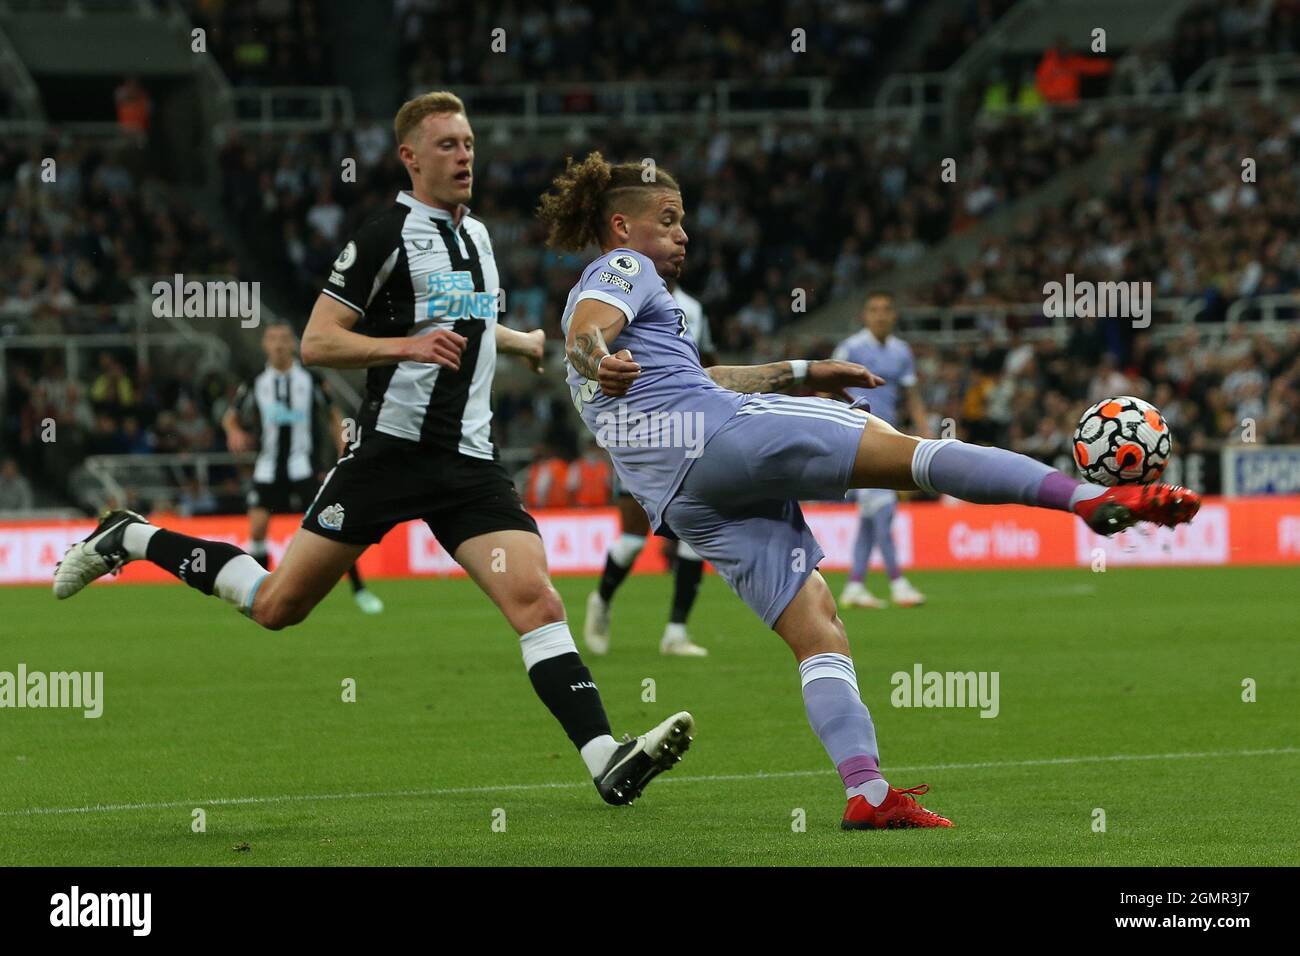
[[224, 321, 383, 614], [832, 291, 929, 610], [54, 92, 694, 807], [584, 278, 715, 657]]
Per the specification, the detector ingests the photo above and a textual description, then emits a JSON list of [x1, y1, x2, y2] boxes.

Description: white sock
[[847, 778, 890, 806], [663, 622, 687, 643], [248, 538, 268, 559], [122, 522, 159, 560], [608, 533, 646, 567], [580, 735, 619, 777], [213, 555, 269, 613], [518, 621, 578, 670]]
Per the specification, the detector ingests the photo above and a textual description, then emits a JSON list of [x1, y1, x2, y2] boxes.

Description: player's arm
[[495, 323, 546, 374], [221, 407, 254, 453], [222, 381, 255, 453], [706, 360, 884, 401], [565, 298, 640, 397], [300, 294, 466, 370]]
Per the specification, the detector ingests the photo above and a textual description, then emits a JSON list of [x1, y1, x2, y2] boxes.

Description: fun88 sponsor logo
[[426, 271, 497, 320]]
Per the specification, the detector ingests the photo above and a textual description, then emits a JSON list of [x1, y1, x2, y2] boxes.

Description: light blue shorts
[[662, 394, 868, 627]]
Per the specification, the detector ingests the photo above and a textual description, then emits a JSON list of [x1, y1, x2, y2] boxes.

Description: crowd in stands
[[6, 1, 1300, 511], [219, 105, 1145, 360], [924, 102, 1300, 319], [183, 0, 333, 87], [396, 0, 911, 109], [2, 345, 244, 514], [0, 128, 248, 510], [0, 132, 239, 337]]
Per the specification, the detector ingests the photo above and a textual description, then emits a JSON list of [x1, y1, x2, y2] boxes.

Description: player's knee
[[510, 579, 565, 634], [808, 576, 849, 654], [252, 588, 312, 631]]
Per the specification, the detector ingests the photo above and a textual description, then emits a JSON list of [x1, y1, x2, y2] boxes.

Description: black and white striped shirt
[[233, 362, 330, 484], [321, 190, 501, 459]]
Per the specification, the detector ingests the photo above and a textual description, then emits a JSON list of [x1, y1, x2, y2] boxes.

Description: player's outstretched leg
[[54, 510, 365, 631], [850, 415, 1200, 534], [661, 539, 708, 656], [456, 530, 693, 804], [346, 563, 384, 615], [775, 570, 952, 829]]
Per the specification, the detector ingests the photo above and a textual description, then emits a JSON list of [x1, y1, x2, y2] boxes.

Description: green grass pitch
[[1, 566, 1296, 866]]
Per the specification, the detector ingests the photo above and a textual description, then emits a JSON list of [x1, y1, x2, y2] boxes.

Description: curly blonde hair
[[536, 151, 680, 252]]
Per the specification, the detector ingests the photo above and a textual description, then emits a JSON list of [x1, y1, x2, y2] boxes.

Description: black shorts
[[247, 478, 320, 515], [301, 433, 539, 551]]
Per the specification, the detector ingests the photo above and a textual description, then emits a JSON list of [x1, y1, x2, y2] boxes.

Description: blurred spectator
[[0, 457, 34, 512], [568, 441, 612, 507], [1034, 38, 1114, 105], [524, 443, 572, 509], [113, 77, 152, 143]]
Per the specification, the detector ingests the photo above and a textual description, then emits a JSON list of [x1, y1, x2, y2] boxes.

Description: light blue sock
[[873, 502, 900, 580], [849, 515, 875, 584]]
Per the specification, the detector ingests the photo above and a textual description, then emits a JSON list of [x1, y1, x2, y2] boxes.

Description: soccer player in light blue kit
[[833, 291, 929, 610], [539, 153, 1200, 830]]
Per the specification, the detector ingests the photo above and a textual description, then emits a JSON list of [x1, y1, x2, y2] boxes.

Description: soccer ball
[[1072, 396, 1172, 485]]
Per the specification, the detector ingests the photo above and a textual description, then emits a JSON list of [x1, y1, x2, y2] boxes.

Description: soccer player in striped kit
[[53, 92, 693, 808], [541, 152, 1199, 829], [224, 321, 383, 614], [833, 291, 928, 610]]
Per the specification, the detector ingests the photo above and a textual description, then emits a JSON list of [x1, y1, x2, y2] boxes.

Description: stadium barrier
[[2, 496, 1298, 586]]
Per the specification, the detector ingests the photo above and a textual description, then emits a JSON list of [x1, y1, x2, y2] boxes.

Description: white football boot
[[53, 510, 148, 600], [584, 590, 611, 655], [593, 711, 695, 805], [353, 589, 385, 615], [840, 580, 886, 609], [660, 623, 708, 657], [890, 576, 926, 608]]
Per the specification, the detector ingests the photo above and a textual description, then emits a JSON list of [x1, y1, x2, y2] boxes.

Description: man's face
[[863, 294, 896, 338], [615, 190, 688, 279], [402, 111, 474, 210], [263, 326, 296, 366]]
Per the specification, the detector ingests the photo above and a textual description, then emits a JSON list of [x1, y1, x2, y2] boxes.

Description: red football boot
[[1073, 483, 1201, 536], [841, 784, 953, 830]]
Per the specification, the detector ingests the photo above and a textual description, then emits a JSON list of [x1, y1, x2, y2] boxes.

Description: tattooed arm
[[705, 363, 796, 393], [707, 360, 885, 400], [565, 298, 640, 397]]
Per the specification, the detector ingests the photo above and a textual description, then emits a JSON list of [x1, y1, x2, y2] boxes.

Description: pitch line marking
[[2, 746, 1296, 819]]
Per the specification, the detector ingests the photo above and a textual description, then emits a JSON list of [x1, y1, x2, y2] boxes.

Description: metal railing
[[75, 450, 254, 512], [1225, 294, 1300, 328], [0, 0, 157, 12], [832, 296, 1300, 347], [443, 78, 926, 134], [0, 21, 42, 122], [227, 85, 355, 136]]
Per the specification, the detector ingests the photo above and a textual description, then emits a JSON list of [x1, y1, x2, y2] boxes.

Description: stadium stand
[[1, 0, 1297, 512]]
